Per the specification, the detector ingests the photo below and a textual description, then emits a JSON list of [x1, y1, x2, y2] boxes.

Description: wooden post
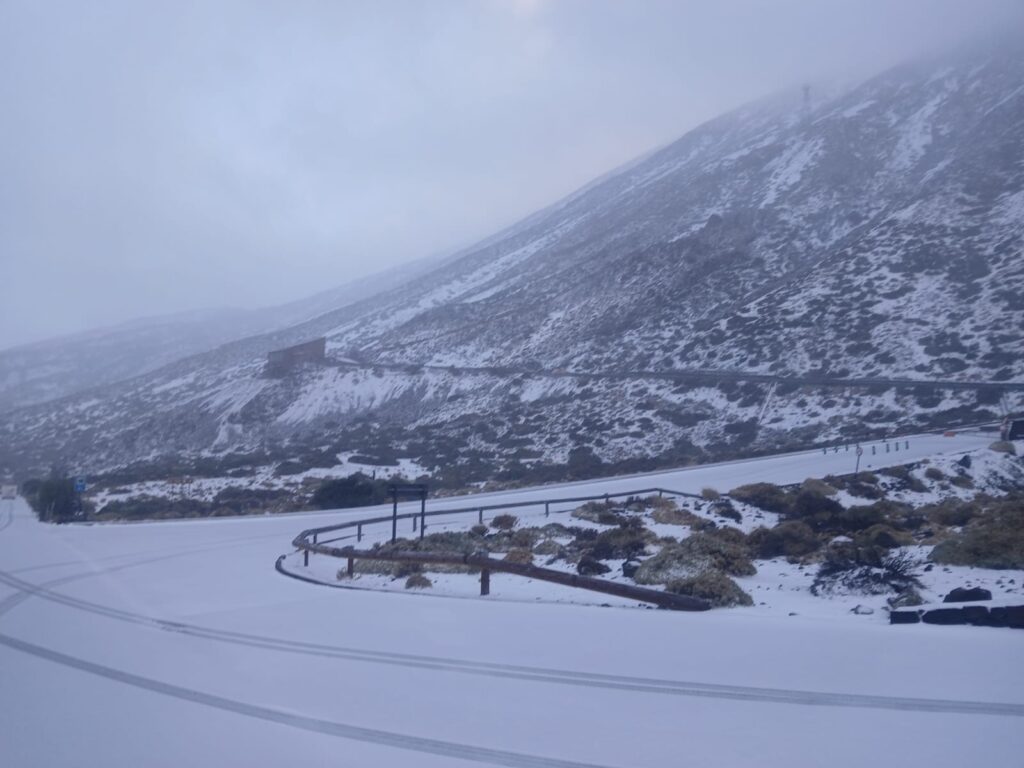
[[544, 501, 550, 518], [391, 493, 398, 543], [480, 569, 490, 596], [347, 557, 354, 577], [420, 494, 426, 539], [478, 508, 483, 524], [413, 516, 417, 532], [357, 523, 362, 542], [303, 549, 309, 567]]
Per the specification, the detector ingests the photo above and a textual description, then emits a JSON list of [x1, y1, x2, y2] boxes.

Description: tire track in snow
[[2, 569, 1022, 718], [0, 632, 610, 768]]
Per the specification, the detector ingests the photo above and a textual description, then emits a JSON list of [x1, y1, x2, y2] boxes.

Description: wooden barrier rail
[[289, 486, 710, 611]]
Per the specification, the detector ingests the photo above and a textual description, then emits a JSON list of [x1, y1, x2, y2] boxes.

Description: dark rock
[[890, 610, 921, 624], [922, 607, 968, 625], [956, 454, 972, 469], [961, 605, 990, 625], [923, 563, 934, 572], [943, 586, 993, 603], [986, 607, 1010, 627], [1006, 605, 1024, 629], [621, 560, 640, 579]]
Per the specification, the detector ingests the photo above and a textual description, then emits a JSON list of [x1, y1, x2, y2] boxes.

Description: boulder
[[577, 555, 610, 576], [943, 586, 992, 603], [890, 610, 921, 624], [956, 454, 972, 469], [621, 560, 640, 579], [922, 608, 968, 625]]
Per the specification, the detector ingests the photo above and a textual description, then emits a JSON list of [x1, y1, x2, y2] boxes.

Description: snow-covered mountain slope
[[0, 251, 453, 413], [2, 42, 1022, 479]]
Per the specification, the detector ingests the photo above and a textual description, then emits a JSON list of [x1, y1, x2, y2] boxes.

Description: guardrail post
[[312, 533, 317, 544], [545, 501, 550, 518], [478, 508, 483, 524], [357, 523, 362, 542], [413, 516, 417, 532], [904, 440, 909, 450], [347, 557, 354, 577], [658, 490, 663, 498], [303, 548, 309, 567], [480, 569, 490, 596], [391, 496, 398, 543], [420, 496, 426, 539]]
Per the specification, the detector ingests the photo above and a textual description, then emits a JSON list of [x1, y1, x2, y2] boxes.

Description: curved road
[[1, 437, 1022, 767]]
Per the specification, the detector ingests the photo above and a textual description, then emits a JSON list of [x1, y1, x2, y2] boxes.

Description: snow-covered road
[[1, 432, 1021, 767]]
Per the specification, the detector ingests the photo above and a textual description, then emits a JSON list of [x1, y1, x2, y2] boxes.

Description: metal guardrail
[[289, 487, 710, 611]]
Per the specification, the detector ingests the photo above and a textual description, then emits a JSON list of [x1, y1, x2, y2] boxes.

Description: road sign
[[74, 477, 87, 493]]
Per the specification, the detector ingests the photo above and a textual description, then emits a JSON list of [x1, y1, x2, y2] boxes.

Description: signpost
[[74, 477, 87, 493], [387, 483, 429, 543], [854, 445, 863, 477]]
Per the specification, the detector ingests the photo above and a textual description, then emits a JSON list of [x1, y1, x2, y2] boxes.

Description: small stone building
[[265, 337, 327, 376]]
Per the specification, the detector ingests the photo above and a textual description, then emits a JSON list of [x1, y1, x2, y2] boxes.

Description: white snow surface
[[1, 432, 1022, 767]]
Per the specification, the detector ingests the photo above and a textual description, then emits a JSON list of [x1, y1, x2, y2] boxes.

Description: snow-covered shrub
[[634, 531, 754, 584], [811, 546, 920, 596], [665, 571, 752, 607]]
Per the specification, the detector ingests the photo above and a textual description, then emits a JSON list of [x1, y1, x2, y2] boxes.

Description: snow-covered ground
[[1, 431, 1022, 767]]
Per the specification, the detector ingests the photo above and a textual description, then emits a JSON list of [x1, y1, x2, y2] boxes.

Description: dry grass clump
[[650, 504, 704, 527], [800, 478, 838, 496], [665, 571, 752, 607], [404, 573, 433, 589], [701, 487, 721, 501], [571, 501, 623, 525], [989, 441, 1017, 455], [503, 548, 534, 565], [489, 513, 518, 531]]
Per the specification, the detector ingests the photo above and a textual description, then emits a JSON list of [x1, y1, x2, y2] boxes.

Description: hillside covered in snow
[[2, 41, 1022, 482]]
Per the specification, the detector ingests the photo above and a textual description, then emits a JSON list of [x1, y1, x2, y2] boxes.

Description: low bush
[[854, 524, 913, 550], [503, 548, 534, 565], [924, 467, 945, 481], [811, 547, 920, 596], [470, 524, 489, 536], [931, 496, 1024, 569], [577, 555, 611, 576], [634, 532, 755, 585], [405, 574, 433, 589], [800, 478, 838, 497], [586, 520, 654, 561], [748, 521, 821, 559], [926, 499, 977, 527], [728, 483, 793, 514], [787, 490, 844, 528], [701, 487, 721, 501], [989, 441, 1017, 455], [665, 571, 752, 607], [650, 505, 703, 527], [712, 500, 742, 523], [489, 514, 518, 531]]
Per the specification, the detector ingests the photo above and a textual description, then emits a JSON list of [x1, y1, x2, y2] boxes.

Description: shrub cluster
[[665, 571, 753, 607], [931, 495, 1024, 568]]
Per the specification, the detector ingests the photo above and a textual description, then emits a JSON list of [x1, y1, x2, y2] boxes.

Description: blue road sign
[[74, 477, 87, 493]]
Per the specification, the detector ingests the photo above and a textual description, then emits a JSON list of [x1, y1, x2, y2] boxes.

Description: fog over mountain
[[3, 0, 1022, 349], [3, 37, 1022, 482]]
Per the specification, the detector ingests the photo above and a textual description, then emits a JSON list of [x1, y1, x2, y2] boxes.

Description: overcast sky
[[1, 0, 1020, 349]]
